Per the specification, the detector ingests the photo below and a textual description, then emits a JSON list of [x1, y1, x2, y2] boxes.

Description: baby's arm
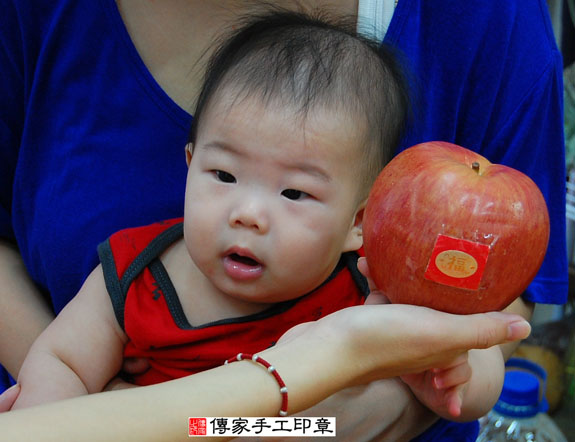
[[12, 265, 127, 409]]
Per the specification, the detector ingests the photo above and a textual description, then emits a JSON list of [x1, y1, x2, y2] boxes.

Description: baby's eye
[[214, 170, 236, 183], [281, 189, 309, 201]]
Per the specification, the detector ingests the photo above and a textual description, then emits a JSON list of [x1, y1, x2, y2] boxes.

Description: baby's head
[[190, 9, 410, 199], [184, 10, 410, 303]]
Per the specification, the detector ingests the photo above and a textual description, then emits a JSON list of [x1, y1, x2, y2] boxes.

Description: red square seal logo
[[189, 418, 207, 436], [424, 234, 490, 290]]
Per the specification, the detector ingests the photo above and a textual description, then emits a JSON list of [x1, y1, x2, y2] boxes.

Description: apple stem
[[472, 162, 480, 174]]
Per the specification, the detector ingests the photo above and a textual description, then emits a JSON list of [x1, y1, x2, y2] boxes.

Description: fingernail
[[507, 320, 531, 340]]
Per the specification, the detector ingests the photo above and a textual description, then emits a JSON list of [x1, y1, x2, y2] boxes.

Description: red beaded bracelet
[[224, 353, 289, 416]]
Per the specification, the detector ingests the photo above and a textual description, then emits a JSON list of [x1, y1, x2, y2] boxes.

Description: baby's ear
[[185, 143, 194, 166], [343, 204, 365, 252]]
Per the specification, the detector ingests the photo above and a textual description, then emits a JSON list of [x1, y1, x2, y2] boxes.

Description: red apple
[[363, 141, 550, 314]]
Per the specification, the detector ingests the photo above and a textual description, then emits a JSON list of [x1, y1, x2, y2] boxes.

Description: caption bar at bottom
[[189, 417, 336, 437]]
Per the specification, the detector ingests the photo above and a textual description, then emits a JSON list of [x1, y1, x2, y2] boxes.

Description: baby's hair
[[189, 9, 411, 192]]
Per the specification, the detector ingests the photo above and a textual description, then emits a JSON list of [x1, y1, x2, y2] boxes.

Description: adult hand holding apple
[[363, 141, 549, 314]]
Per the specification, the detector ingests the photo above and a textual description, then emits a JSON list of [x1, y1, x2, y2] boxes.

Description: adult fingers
[[341, 305, 530, 379], [354, 305, 530, 354], [409, 310, 529, 369], [443, 311, 530, 351]]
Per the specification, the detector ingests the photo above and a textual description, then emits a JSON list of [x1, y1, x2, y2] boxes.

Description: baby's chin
[[215, 279, 311, 306]]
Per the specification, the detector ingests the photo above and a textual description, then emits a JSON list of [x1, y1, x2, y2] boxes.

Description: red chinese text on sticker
[[189, 418, 207, 436], [424, 234, 490, 290]]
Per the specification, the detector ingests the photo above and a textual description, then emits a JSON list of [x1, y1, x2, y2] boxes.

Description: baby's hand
[[400, 353, 471, 418], [0, 384, 20, 412]]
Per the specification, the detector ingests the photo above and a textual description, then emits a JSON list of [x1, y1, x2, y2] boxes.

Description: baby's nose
[[229, 198, 270, 233]]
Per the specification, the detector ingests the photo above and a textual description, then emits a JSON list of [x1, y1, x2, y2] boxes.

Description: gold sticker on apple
[[424, 234, 490, 290], [435, 250, 478, 278]]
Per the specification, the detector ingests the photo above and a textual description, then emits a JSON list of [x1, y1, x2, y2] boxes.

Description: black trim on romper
[[98, 238, 126, 330], [99, 220, 369, 331], [97, 222, 185, 331], [345, 252, 369, 297], [148, 249, 368, 330]]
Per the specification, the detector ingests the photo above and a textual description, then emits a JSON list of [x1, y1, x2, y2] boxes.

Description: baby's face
[[183, 94, 366, 303]]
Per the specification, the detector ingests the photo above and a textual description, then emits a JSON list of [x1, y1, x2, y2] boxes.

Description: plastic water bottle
[[477, 358, 568, 442]]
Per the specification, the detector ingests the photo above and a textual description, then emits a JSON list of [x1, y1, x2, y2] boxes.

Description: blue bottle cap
[[493, 358, 549, 418]]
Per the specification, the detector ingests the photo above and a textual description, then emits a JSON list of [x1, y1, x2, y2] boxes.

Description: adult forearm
[[0, 332, 345, 442], [0, 303, 531, 441], [0, 327, 423, 442], [241, 379, 438, 442], [0, 240, 54, 377]]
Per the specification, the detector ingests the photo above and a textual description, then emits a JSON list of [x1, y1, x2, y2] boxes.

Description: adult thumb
[[448, 311, 530, 350]]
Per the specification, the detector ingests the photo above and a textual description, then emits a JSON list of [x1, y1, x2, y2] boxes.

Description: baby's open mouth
[[223, 250, 264, 280], [229, 253, 260, 267]]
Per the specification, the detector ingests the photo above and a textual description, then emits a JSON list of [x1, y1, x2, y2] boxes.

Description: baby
[[14, 10, 482, 421]]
